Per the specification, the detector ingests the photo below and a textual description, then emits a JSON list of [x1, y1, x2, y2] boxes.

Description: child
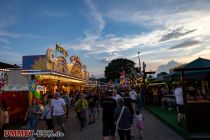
[[136, 110, 144, 139]]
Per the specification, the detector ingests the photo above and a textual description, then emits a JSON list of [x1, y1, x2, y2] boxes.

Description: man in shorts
[[51, 92, 66, 133], [101, 90, 117, 140], [174, 84, 185, 126]]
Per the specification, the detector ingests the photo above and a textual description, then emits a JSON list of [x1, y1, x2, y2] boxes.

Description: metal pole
[[138, 52, 141, 72]]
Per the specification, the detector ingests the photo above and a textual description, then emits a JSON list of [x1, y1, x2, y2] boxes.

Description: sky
[[0, 0, 210, 77]]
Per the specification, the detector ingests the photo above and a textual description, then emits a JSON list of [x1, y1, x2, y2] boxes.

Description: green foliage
[[97, 78, 108, 83], [104, 58, 135, 81]]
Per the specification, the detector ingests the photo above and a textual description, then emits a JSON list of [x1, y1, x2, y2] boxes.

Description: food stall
[[170, 57, 210, 139], [21, 44, 89, 103], [0, 63, 28, 123]]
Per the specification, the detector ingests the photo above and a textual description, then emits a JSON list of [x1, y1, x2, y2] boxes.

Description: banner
[[56, 44, 69, 57]]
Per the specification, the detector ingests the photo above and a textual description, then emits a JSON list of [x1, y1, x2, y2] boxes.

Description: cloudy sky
[[0, 0, 210, 77]]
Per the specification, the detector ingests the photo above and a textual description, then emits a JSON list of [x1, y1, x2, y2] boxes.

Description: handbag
[[43, 109, 50, 120], [115, 106, 125, 136]]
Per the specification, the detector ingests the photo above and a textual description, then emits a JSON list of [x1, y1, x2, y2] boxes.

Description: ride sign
[[56, 44, 69, 57]]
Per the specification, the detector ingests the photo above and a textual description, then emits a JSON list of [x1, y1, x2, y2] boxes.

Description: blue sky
[[1, 0, 210, 77]]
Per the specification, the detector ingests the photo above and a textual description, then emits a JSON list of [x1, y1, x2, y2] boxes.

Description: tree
[[104, 58, 135, 81], [134, 67, 141, 73], [97, 78, 108, 83]]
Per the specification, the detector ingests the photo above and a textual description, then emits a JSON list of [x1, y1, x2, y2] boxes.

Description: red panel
[[0, 91, 29, 123]]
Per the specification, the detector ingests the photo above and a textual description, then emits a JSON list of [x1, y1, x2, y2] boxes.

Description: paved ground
[[35, 108, 184, 140]]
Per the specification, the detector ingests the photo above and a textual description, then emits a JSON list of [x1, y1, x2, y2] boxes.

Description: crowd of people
[[100, 87, 144, 140], [2, 81, 208, 140], [0, 87, 145, 140]]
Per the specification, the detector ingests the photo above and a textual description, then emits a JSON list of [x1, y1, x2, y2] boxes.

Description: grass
[[144, 105, 187, 138]]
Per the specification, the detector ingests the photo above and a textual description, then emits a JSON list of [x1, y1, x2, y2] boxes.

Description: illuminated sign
[[56, 44, 69, 57]]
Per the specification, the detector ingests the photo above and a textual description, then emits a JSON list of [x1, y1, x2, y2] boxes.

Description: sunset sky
[[0, 0, 210, 77]]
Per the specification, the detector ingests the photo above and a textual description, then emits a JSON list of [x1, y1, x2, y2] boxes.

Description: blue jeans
[[26, 117, 39, 130]]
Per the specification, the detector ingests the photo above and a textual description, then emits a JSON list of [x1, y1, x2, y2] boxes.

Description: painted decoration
[[47, 48, 56, 63], [54, 56, 69, 74], [69, 55, 82, 67], [29, 79, 38, 92], [22, 55, 46, 70], [0, 79, 4, 89], [29, 80, 40, 99], [22, 44, 88, 80]]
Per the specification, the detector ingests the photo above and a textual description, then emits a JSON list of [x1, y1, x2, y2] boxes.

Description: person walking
[[174, 84, 185, 126], [124, 92, 134, 138], [115, 98, 132, 140], [25, 99, 41, 130], [51, 93, 66, 133], [24, 99, 41, 140], [101, 90, 117, 140], [129, 87, 137, 113], [112, 89, 122, 103], [77, 93, 88, 131], [41, 99, 54, 130], [62, 92, 71, 119], [136, 93, 142, 112], [87, 92, 96, 125], [152, 86, 159, 105], [136, 110, 144, 139], [0, 100, 9, 139]]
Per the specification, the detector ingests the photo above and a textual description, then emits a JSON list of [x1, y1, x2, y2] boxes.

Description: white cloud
[[68, 4, 210, 56], [39, 0, 210, 76], [155, 60, 181, 75], [0, 30, 46, 45], [0, 50, 22, 64], [84, 0, 105, 34], [0, 30, 20, 38]]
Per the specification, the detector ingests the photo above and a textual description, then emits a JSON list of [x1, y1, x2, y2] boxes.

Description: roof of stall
[[164, 58, 210, 81], [0, 62, 20, 69], [170, 57, 210, 72]]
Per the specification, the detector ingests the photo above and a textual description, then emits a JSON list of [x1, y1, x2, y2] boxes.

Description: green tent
[[164, 57, 210, 80], [171, 57, 210, 72]]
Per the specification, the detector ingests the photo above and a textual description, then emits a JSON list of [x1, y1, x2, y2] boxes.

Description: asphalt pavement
[[35, 108, 184, 140]]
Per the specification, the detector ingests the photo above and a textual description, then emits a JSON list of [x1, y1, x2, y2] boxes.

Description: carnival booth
[[21, 44, 89, 104], [0, 62, 29, 123], [169, 58, 210, 139]]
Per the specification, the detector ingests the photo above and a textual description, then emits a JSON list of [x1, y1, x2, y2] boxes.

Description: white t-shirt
[[136, 114, 143, 121], [113, 94, 121, 102], [174, 87, 184, 105], [129, 90, 137, 101], [51, 98, 66, 116]]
